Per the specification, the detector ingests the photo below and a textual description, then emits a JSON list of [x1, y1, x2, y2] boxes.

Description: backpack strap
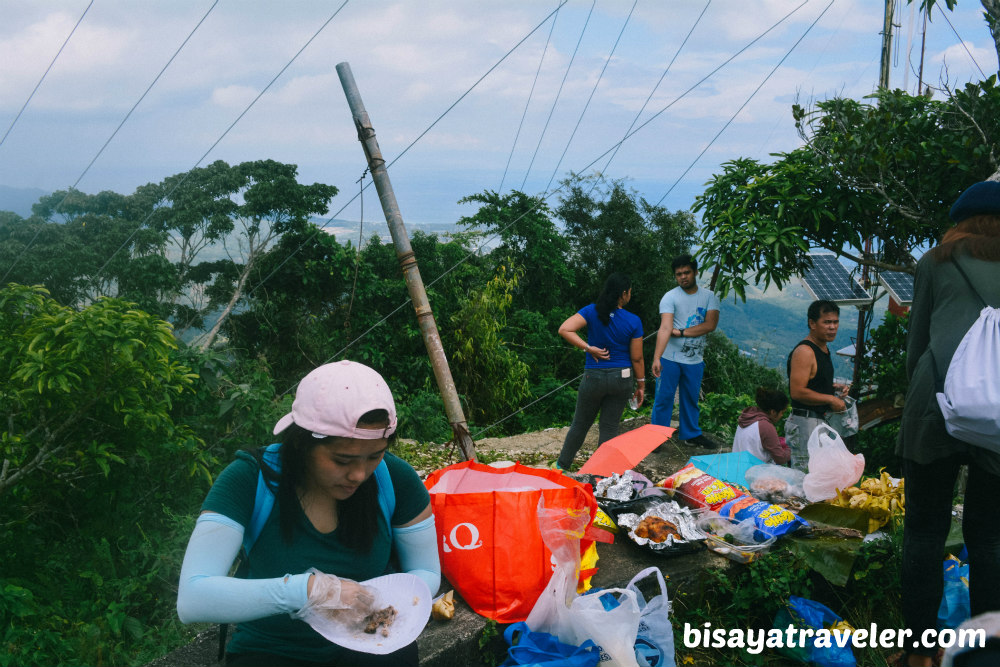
[[952, 259, 990, 309], [244, 444, 396, 554]]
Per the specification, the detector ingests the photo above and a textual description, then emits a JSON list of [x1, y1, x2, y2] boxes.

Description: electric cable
[[212, 1, 818, 449], [519, 0, 596, 191], [247, 1, 568, 299], [935, 3, 987, 80], [543, 0, 637, 193], [655, 0, 833, 207], [499, 3, 561, 193], [1, 1, 220, 283], [588, 0, 710, 196], [91, 1, 350, 282], [0, 1, 93, 149]]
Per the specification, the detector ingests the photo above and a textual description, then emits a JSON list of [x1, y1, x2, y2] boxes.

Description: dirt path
[[474, 415, 727, 483]]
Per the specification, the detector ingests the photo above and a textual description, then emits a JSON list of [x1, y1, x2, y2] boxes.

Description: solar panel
[[878, 270, 914, 306], [800, 254, 872, 306]]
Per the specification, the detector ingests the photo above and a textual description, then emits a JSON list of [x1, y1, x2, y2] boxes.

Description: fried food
[[431, 590, 455, 621], [363, 605, 397, 637], [633, 516, 681, 543]]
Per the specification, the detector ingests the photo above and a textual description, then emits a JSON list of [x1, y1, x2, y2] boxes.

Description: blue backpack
[[243, 442, 396, 553]]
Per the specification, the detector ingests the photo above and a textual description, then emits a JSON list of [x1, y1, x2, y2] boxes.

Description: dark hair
[[671, 254, 697, 272], [595, 273, 632, 325], [931, 214, 1000, 262], [265, 410, 393, 552], [755, 387, 789, 413], [807, 299, 840, 323]]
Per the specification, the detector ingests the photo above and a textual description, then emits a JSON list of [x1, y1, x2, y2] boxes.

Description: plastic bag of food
[[745, 464, 806, 501], [716, 495, 808, 540], [658, 463, 746, 511], [696, 512, 776, 563]]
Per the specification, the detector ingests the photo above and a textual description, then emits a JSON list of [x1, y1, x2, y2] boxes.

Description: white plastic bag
[[802, 424, 865, 502], [523, 498, 590, 646], [569, 587, 641, 667], [626, 567, 677, 667], [937, 306, 1000, 451], [825, 396, 859, 438]]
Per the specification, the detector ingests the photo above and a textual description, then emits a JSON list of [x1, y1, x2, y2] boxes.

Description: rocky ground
[[474, 414, 726, 482]]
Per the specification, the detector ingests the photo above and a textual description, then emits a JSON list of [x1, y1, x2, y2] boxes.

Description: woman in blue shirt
[[555, 273, 645, 470]]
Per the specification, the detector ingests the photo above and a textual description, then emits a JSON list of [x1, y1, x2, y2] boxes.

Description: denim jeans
[[901, 454, 1000, 657], [557, 367, 633, 469], [783, 414, 827, 472], [650, 359, 704, 440]]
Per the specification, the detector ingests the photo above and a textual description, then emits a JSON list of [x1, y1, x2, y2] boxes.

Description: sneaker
[[683, 434, 719, 449], [548, 460, 567, 471]]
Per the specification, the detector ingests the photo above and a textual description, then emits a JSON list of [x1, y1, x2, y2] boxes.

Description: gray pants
[[557, 367, 633, 469], [784, 414, 828, 472]]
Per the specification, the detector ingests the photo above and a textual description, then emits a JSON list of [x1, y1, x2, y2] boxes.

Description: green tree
[[694, 80, 1000, 300], [448, 263, 531, 428], [0, 190, 175, 315], [141, 160, 338, 349], [556, 175, 698, 326], [0, 284, 205, 499], [458, 190, 573, 315]]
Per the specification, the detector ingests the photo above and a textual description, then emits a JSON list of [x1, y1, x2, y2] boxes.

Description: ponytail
[[595, 273, 632, 325]]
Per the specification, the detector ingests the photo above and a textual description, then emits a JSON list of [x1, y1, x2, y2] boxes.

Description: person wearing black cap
[[895, 178, 1000, 667]]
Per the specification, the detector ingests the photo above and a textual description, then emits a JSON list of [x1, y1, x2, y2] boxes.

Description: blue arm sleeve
[[392, 515, 441, 595], [176, 513, 311, 624]]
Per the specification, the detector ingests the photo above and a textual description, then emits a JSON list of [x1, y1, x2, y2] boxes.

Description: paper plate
[[303, 573, 432, 655]]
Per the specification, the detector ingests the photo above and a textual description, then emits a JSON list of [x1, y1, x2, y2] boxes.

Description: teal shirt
[[202, 450, 430, 662]]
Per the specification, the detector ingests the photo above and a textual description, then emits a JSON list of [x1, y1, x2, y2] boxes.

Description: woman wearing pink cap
[[177, 360, 439, 666]]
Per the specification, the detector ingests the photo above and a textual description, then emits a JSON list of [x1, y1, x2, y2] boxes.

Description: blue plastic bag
[[773, 596, 856, 667], [937, 553, 970, 630], [502, 622, 601, 667]]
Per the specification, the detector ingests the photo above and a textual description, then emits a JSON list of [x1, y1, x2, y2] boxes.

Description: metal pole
[[853, 0, 896, 397], [336, 61, 477, 462]]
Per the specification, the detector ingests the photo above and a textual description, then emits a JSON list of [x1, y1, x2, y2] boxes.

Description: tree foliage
[[0, 284, 206, 500], [694, 78, 1000, 299]]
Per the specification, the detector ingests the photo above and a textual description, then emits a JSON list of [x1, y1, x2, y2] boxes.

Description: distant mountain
[[0, 185, 47, 217]]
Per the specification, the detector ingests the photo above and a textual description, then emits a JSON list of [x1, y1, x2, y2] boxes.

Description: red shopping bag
[[424, 461, 598, 623]]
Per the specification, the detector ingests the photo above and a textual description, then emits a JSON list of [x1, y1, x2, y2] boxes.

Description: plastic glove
[[292, 568, 377, 629]]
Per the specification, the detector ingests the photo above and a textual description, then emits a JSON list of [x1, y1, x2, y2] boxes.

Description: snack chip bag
[[717, 496, 808, 540], [659, 463, 746, 511]]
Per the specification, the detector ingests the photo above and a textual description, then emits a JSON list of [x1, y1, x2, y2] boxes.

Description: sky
[[0, 0, 997, 228]]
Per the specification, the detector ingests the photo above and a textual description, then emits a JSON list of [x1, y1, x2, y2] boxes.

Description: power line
[[1, 1, 219, 284], [520, 0, 596, 191], [0, 0, 219, 283], [214, 3, 818, 448], [91, 1, 350, 281], [935, 3, 987, 80], [248, 1, 569, 299], [499, 3, 561, 192], [544, 0, 637, 193], [590, 0, 710, 195], [656, 0, 834, 207], [0, 1, 93, 149]]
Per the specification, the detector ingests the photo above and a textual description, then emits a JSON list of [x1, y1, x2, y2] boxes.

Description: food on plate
[[363, 605, 397, 637], [431, 590, 455, 621], [633, 516, 681, 544]]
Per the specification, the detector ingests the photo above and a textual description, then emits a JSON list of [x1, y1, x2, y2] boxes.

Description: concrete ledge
[[149, 539, 728, 667]]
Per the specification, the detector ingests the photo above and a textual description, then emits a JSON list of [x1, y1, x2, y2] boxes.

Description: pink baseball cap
[[272, 360, 397, 439]]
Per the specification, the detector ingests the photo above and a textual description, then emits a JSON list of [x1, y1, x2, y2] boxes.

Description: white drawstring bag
[[936, 305, 1000, 452]]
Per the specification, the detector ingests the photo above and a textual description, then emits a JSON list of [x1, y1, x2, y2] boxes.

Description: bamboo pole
[[336, 62, 476, 462]]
